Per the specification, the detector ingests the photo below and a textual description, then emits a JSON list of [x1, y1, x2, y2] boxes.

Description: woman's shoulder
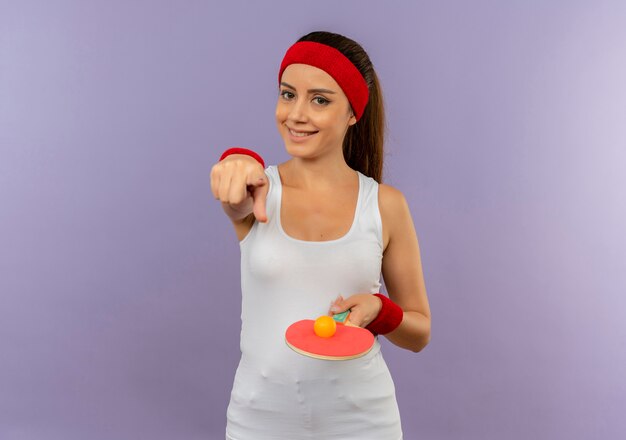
[[377, 183, 412, 252], [378, 183, 409, 214]]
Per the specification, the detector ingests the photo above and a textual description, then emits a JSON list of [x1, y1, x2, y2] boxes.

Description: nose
[[287, 97, 308, 123]]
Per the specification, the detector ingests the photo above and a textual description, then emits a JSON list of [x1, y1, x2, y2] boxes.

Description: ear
[[348, 113, 357, 126]]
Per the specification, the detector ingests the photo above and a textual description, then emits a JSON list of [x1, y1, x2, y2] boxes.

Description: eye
[[280, 90, 295, 100], [313, 96, 330, 105]]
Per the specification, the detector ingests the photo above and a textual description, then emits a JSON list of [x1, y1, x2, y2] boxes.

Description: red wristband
[[219, 147, 265, 168], [365, 293, 404, 336]]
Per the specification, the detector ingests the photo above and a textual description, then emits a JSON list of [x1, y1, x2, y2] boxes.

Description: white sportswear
[[225, 165, 403, 440]]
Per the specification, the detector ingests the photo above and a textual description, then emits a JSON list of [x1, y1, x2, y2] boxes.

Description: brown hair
[[296, 31, 386, 183]]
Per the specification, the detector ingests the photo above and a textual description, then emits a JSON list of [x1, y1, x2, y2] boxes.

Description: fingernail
[[330, 306, 340, 313]]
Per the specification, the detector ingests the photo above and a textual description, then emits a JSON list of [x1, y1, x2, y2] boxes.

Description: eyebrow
[[280, 81, 336, 94]]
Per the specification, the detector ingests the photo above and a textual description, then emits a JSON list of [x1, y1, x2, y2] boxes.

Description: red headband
[[278, 41, 369, 121]]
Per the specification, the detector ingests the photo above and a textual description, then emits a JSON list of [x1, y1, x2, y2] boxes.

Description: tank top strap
[[263, 165, 281, 223], [354, 171, 384, 252]]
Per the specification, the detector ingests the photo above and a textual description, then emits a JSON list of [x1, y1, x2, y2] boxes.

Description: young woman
[[211, 30, 431, 440]]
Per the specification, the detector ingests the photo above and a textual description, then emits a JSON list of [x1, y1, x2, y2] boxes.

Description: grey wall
[[1, 1, 625, 439]]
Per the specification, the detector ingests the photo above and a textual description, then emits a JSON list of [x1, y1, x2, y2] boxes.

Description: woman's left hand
[[329, 293, 383, 328]]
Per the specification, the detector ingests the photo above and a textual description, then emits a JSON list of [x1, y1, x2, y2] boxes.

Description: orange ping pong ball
[[313, 315, 337, 338]]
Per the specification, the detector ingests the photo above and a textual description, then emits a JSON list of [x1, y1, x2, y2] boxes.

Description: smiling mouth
[[288, 128, 319, 137]]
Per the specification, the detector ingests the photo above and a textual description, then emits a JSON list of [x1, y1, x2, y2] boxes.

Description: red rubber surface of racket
[[285, 319, 375, 360]]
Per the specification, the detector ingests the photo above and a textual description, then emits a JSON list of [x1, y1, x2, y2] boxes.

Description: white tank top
[[225, 165, 403, 440]]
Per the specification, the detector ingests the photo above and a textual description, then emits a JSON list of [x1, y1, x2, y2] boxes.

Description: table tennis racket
[[285, 310, 375, 360]]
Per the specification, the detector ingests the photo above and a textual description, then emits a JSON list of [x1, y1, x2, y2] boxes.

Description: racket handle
[[332, 309, 351, 325]]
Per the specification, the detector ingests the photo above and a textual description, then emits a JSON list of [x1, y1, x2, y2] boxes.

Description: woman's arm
[[379, 183, 431, 352]]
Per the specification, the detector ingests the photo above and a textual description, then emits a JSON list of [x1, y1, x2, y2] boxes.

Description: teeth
[[289, 129, 317, 137]]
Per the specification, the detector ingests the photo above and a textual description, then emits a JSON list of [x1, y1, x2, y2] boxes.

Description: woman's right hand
[[210, 153, 269, 223]]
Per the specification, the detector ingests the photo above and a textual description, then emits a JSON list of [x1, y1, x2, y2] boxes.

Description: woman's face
[[276, 63, 357, 159]]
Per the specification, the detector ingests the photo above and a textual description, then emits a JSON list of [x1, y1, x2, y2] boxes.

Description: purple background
[[1, 1, 625, 439]]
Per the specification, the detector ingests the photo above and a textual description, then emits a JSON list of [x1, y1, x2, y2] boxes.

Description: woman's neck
[[280, 156, 357, 192]]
